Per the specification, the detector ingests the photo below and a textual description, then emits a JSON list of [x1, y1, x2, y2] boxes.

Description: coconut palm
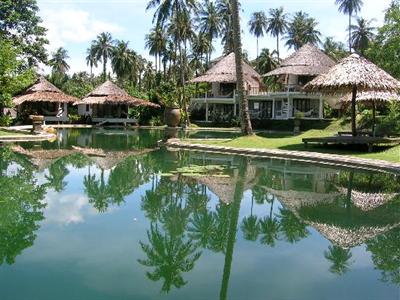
[[335, 0, 364, 52], [323, 37, 347, 60], [91, 32, 115, 81], [256, 48, 278, 75], [48, 47, 70, 74], [216, 0, 235, 54], [231, 0, 252, 135], [138, 224, 201, 293], [145, 25, 167, 72], [324, 245, 353, 275], [248, 11, 268, 59], [197, 0, 222, 64], [111, 40, 137, 82], [266, 7, 289, 60], [350, 17, 375, 55], [259, 197, 280, 247], [285, 11, 321, 50], [85, 46, 97, 77], [83, 170, 110, 212]]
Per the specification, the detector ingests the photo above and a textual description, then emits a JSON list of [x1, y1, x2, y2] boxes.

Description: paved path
[[165, 139, 400, 174]]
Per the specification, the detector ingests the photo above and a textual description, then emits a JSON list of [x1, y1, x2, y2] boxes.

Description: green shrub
[[376, 102, 400, 136], [0, 115, 12, 126]]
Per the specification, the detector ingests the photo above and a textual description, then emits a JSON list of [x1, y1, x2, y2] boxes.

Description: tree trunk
[[231, 0, 253, 135], [349, 13, 352, 53], [351, 85, 357, 137], [277, 34, 280, 61], [103, 56, 107, 82]]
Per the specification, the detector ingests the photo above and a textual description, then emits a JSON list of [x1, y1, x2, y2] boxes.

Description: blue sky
[[37, 0, 392, 74]]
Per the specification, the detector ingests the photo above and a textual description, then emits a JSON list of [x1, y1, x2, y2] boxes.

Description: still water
[[0, 129, 399, 300]]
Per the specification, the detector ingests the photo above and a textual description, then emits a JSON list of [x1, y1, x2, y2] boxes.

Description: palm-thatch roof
[[265, 43, 336, 77], [340, 91, 400, 103], [76, 80, 160, 108], [13, 76, 79, 105], [304, 54, 400, 94], [189, 52, 262, 87]]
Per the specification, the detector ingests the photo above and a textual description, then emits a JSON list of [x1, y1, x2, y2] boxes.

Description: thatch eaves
[[341, 91, 400, 103], [76, 80, 160, 108], [265, 43, 336, 77], [13, 76, 79, 105], [304, 54, 400, 94], [189, 53, 262, 87]]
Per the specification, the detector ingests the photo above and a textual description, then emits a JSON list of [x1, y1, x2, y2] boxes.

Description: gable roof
[[265, 43, 336, 77]]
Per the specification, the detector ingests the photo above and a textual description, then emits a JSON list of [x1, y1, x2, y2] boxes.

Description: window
[[253, 102, 260, 110], [86, 104, 90, 112]]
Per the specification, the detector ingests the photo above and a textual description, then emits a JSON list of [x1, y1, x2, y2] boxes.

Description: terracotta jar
[[164, 108, 181, 127]]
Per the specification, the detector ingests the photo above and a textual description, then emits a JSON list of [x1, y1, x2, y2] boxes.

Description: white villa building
[[189, 44, 337, 122]]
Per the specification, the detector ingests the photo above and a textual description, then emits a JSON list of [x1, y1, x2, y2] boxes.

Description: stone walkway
[[165, 139, 400, 174]]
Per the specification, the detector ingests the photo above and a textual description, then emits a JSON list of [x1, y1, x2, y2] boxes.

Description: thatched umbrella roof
[[265, 43, 336, 77], [189, 53, 262, 87], [340, 91, 400, 103], [13, 76, 79, 105], [76, 80, 160, 108], [304, 54, 400, 94], [304, 54, 400, 136]]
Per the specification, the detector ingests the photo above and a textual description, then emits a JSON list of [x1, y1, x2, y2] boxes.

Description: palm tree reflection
[[324, 245, 353, 275]]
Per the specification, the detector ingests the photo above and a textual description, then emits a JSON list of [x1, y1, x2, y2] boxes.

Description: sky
[[36, 0, 392, 74]]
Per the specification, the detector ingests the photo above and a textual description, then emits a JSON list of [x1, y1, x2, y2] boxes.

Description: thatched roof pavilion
[[304, 54, 400, 136], [76, 80, 160, 108], [189, 52, 262, 87], [265, 43, 336, 77], [13, 76, 79, 105]]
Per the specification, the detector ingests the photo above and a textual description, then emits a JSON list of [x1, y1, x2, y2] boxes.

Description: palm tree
[[48, 47, 70, 74], [324, 245, 353, 275], [85, 45, 97, 77], [240, 196, 260, 241], [231, 0, 253, 135], [91, 32, 115, 81], [248, 11, 268, 59], [197, 0, 222, 64], [335, 0, 364, 52], [45, 160, 69, 193], [259, 197, 280, 247], [188, 210, 215, 248], [216, 0, 235, 54], [285, 11, 321, 50], [278, 208, 309, 243], [266, 7, 288, 61], [145, 25, 167, 72], [111, 40, 137, 81], [323, 37, 347, 60], [256, 48, 278, 75], [350, 17, 375, 55]]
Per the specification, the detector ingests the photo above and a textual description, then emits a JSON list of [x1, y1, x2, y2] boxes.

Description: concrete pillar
[[319, 95, 324, 119], [272, 99, 275, 119], [205, 101, 209, 122]]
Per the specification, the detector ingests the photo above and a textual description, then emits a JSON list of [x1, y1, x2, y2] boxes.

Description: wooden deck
[[303, 136, 400, 152]]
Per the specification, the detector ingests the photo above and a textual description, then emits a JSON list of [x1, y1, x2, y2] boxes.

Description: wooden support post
[[351, 85, 357, 137]]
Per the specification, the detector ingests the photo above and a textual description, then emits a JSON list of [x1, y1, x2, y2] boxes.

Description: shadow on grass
[[278, 142, 394, 156]]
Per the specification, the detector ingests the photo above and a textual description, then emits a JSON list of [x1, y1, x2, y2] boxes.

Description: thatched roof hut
[[304, 54, 400, 136], [76, 80, 160, 108], [265, 43, 336, 77], [13, 76, 79, 105], [189, 52, 262, 87]]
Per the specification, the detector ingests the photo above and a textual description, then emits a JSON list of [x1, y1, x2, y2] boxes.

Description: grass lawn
[[192, 122, 400, 163]]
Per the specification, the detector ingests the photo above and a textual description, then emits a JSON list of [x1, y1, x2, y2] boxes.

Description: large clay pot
[[164, 108, 181, 127]]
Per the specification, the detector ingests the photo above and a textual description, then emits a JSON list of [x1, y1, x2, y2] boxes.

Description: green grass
[[191, 122, 400, 163]]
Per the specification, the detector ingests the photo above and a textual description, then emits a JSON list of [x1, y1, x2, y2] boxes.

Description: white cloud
[[41, 8, 123, 51]]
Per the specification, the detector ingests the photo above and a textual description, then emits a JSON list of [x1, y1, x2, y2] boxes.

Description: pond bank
[[165, 139, 400, 174]]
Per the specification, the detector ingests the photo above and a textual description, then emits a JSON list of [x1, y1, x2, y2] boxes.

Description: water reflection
[[1, 129, 400, 299]]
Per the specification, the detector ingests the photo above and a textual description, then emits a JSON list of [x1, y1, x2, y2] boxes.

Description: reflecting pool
[[0, 129, 399, 300]]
